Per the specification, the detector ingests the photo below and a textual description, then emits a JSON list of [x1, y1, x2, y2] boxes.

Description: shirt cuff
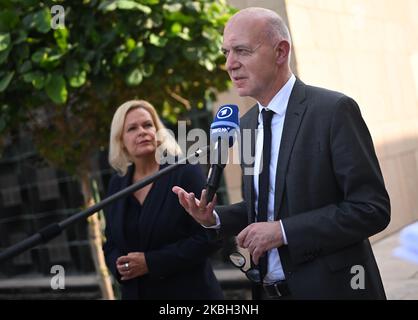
[[280, 220, 288, 245], [201, 211, 221, 229]]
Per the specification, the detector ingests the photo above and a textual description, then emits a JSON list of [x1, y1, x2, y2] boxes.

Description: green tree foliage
[[0, 0, 235, 175]]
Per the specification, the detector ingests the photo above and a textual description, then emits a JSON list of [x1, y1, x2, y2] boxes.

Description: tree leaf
[[163, 10, 195, 24], [98, 1, 116, 11], [141, 0, 159, 4], [163, 3, 182, 13], [0, 10, 19, 32], [69, 70, 86, 88], [18, 60, 32, 74], [203, 59, 215, 71], [149, 34, 167, 47], [35, 8, 51, 33], [54, 28, 69, 52], [45, 74, 67, 104], [182, 46, 199, 60], [31, 47, 63, 68], [13, 30, 28, 45], [16, 44, 29, 61], [117, 0, 152, 13], [170, 22, 182, 34], [125, 38, 135, 51], [0, 32, 10, 51], [177, 27, 191, 41], [23, 9, 51, 34], [127, 44, 145, 63], [126, 68, 143, 86], [185, 2, 202, 13], [23, 71, 45, 89], [0, 47, 10, 64], [0, 71, 14, 91], [31, 48, 49, 63], [141, 64, 154, 77], [112, 51, 128, 66], [99, 0, 151, 14]]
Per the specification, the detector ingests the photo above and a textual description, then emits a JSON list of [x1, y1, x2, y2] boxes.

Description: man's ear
[[275, 40, 290, 65]]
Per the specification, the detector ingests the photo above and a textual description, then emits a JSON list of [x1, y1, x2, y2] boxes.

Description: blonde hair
[[109, 100, 182, 175]]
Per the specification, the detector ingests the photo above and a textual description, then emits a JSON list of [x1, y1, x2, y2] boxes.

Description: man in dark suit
[[173, 7, 390, 299]]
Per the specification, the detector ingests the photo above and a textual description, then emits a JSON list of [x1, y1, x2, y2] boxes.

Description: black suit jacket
[[103, 163, 223, 300], [216, 79, 390, 299]]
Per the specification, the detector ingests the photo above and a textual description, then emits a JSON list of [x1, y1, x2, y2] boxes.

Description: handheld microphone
[[205, 104, 240, 203]]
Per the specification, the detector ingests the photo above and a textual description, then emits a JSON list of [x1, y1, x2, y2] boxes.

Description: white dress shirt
[[253, 74, 296, 282]]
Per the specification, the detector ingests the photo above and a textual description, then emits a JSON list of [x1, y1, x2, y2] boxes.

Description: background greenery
[[0, 0, 235, 176]]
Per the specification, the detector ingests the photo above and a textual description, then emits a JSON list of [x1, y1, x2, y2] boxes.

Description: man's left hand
[[236, 221, 284, 265]]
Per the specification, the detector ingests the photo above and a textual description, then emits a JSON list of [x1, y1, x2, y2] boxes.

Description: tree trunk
[[80, 175, 115, 300]]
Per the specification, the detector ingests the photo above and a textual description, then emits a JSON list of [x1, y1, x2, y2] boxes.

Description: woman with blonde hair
[[103, 100, 223, 300]]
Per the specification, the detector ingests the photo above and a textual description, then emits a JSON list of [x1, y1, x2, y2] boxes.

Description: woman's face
[[122, 108, 157, 159]]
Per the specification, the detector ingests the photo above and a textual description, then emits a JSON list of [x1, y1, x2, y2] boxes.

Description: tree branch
[[165, 87, 191, 110]]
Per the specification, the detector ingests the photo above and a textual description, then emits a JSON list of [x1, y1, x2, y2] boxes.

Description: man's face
[[222, 18, 278, 103]]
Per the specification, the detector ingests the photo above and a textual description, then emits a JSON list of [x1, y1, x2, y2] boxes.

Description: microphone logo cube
[[210, 104, 240, 148], [217, 106, 233, 119]]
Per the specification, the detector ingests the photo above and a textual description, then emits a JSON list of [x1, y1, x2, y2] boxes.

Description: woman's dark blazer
[[103, 163, 224, 300]]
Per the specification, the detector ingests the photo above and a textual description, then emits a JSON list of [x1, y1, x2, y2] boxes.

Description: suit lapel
[[274, 79, 307, 219]]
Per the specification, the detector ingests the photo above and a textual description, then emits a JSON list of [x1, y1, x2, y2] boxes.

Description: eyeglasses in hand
[[229, 252, 261, 284]]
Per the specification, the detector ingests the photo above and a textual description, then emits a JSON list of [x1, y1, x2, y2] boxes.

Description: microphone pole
[[0, 146, 209, 264]]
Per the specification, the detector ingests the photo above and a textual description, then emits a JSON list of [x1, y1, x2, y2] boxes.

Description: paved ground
[[372, 227, 418, 300]]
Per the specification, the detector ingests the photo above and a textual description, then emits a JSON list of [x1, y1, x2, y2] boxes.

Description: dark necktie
[[258, 109, 274, 280]]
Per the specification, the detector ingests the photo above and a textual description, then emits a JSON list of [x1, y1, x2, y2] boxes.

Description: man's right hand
[[172, 186, 217, 227]]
